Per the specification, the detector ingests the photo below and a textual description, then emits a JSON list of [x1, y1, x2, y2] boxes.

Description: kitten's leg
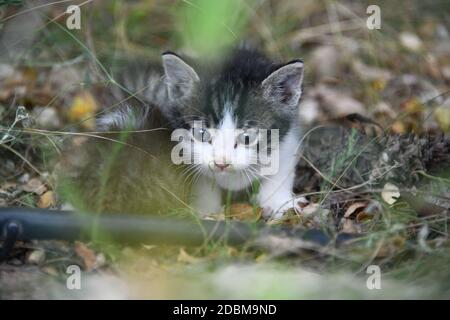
[[192, 177, 222, 216], [258, 128, 300, 219]]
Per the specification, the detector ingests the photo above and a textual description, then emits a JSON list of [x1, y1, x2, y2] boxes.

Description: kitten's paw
[[261, 196, 308, 220], [261, 197, 297, 220]]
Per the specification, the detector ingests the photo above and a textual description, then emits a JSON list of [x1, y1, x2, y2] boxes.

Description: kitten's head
[[162, 50, 304, 182]]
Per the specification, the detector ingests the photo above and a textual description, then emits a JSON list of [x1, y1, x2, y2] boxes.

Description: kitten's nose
[[214, 162, 230, 171]]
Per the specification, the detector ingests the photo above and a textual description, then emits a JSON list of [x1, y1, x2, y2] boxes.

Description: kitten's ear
[[261, 60, 304, 109], [162, 52, 200, 101]]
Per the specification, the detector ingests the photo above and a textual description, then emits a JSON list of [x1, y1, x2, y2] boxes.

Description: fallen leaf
[[255, 253, 267, 263], [26, 249, 46, 265], [177, 248, 202, 264], [37, 191, 55, 208], [21, 178, 47, 195], [68, 91, 98, 129], [434, 104, 450, 132], [352, 60, 392, 82], [226, 203, 261, 221], [74, 242, 97, 271], [344, 202, 367, 218], [313, 85, 365, 117], [356, 211, 372, 223], [341, 218, 358, 233], [403, 97, 423, 114], [391, 120, 406, 134], [381, 182, 400, 205], [376, 235, 406, 257]]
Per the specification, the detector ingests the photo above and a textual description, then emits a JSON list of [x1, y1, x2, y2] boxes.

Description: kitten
[[93, 49, 304, 219]]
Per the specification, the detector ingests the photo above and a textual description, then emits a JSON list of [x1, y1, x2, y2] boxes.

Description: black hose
[[0, 208, 338, 261], [0, 207, 254, 246]]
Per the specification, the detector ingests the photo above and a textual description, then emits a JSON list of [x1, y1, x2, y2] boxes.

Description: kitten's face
[[177, 109, 261, 178], [162, 51, 303, 183]]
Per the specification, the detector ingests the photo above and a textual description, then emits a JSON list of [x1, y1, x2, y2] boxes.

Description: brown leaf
[[356, 211, 372, 223], [341, 218, 359, 233], [177, 248, 202, 264], [226, 203, 261, 222], [376, 236, 406, 257], [21, 178, 46, 195], [74, 242, 97, 271], [344, 202, 367, 219]]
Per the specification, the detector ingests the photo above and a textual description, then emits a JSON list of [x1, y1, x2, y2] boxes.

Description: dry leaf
[[376, 235, 406, 257], [404, 98, 423, 114], [352, 60, 392, 82], [37, 191, 55, 208], [255, 253, 267, 263], [21, 178, 46, 195], [74, 242, 97, 271], [226, 203, 261, 221], [68, 91, 98, 128], [27, 249, 46, 265], [434, 105, 450, 132], [356, 211, 372, 223], [391, 120, 406, 134], [381, 182, 400, 205], [313, 85, 365, 117], [177, 248, 202, 264], [344, 202, 367, 218], [341, 218, 358, 233], [301, 203, 320, 216]]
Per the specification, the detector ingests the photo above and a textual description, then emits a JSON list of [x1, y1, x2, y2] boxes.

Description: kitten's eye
[[192, 127, 212, 143], [237, 129, 258, 146]]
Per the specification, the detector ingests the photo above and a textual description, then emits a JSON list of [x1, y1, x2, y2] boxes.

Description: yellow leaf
[[371, 79, 386, 91], [226, 203, 261, 222], [435, 105, 450, 132], [404, 98, 423, 114], [38, 191, 55, 208], [68, 91, 98, 128]]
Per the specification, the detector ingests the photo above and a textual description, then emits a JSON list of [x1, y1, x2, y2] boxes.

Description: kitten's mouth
[[209, 161, 234, 173]]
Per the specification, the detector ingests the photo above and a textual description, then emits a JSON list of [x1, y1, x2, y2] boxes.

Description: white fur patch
[[97, 104, 148, 131]]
